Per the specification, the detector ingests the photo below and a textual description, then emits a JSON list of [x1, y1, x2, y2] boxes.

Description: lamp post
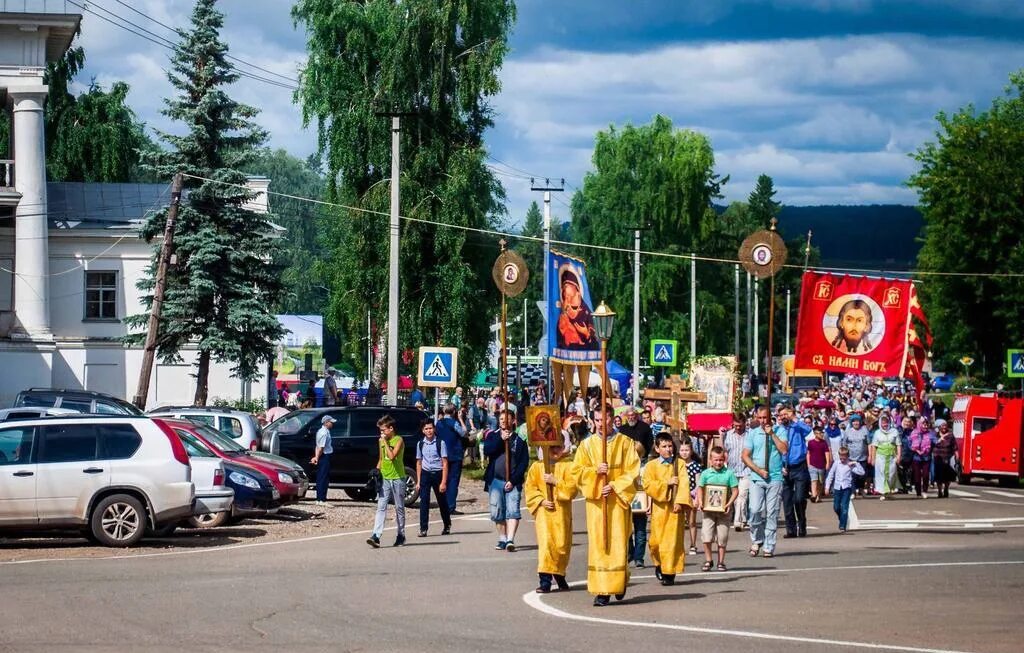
[[593, 300, 616, 551]]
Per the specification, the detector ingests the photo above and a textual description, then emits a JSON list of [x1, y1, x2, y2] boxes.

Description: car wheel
[[187, 511, 229, 529], [90, 494, 147, 547], [403, 468, 419, 508]]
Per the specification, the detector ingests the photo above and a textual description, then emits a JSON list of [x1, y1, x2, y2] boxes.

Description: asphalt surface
[[1, 484, 1023, 653]]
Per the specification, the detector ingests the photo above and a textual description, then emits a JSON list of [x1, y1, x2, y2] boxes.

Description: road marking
[[964, 497, 1024, 507], [947, 489, 979, 498], [524, 560, 1024, 653], [0, 510, 491, 567], [984, 490, 1023, 499]]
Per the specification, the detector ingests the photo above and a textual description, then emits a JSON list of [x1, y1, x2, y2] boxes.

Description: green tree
[[126, 0, 283, 404], [246, 148, 326, 315], [0, 44, 154, 182], [570, 115, 728, 366], [293, 0, 515, 383], [909, 70, 1024, 378], [748, 173, 781, 227]]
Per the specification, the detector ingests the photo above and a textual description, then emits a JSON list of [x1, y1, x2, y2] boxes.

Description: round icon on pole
[[492, 249, 529, 297], [739, 227, 787, 279]]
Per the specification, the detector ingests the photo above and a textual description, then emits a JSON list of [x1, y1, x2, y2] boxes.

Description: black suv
[[263, 406, 429, 505], [15, 388, 144, 416]]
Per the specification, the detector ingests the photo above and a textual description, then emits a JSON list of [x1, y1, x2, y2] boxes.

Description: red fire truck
[[950, 394, 1023, 486]]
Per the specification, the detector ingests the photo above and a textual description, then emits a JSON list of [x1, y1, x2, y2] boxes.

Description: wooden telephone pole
[[133, 172, 184, 410]]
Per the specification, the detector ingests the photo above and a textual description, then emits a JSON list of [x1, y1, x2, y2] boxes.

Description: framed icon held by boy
[[703, 484, 728, 513]]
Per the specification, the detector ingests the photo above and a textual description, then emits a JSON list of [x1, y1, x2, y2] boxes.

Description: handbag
[[368, 468, 383, 496]]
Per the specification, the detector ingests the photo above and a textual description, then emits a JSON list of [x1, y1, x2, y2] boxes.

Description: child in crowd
[[806, 425, 832, 503], [825, 446, 865, 532], [367, 414, 406, 548], [678, 437, 703, 554], [629, 461, 650, 569], [641, 433, 690, 585], [696, 446, 739, 571], [524, 437, 577, 593]]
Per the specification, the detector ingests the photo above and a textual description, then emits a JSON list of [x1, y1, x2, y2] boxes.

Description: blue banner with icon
[[547, 250, 601, 364]]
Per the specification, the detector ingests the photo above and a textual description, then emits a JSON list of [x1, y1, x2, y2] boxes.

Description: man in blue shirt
[[778, 407, 812, 538], [742, 405, 789, 557], [435, 404, 466, 514]]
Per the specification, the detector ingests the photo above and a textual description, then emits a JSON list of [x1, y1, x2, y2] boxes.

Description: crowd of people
[[281, 371, 960, 608]]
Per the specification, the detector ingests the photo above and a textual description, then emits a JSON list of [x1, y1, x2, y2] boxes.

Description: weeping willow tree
[[293, 0, 515, 382]]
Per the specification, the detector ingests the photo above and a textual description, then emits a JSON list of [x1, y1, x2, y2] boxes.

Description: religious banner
[[794, 272, 912, 378], [688, 356, 737, 432], [526, 405, 562, 447], [547, 250, 600, 365]]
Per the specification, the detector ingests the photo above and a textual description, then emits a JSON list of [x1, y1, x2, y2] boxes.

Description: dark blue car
[[222, 461, 280, 518]]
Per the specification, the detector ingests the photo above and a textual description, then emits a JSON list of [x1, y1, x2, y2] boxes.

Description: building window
[[84, 271, 117, 320]]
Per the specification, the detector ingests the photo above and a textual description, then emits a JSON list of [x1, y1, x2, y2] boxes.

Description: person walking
[[722, 414, 750, 531], [483, 410, 529, 552], [806, 424, 832, 503], [367, 415, 406, 548], [869, 413, 902, 500], [931, 419, 957, 498], [908, 418, 934, 498], [415, 420, 452, 537], [697, 446, 739, 572], [841, 414, 871, 497], [678, 437, 702, 554], [742, 406, 789, 558], [825, 446, 865, 532], [642, 433, 689, 585], [310, 415, 335, 506], [435, 405, 466, 515], [779, 407, 812, 539], [524, 437, 576, 593]]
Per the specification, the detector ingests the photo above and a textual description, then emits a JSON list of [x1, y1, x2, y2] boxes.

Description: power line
[[180, 172, 1022, 279]]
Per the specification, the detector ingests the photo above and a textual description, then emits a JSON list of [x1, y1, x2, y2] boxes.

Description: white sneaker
[[879, 496, 886, 501], [921, 493, 928, 499]]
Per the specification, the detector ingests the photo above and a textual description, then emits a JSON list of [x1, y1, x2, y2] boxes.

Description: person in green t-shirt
[[367, 414, 407, 548], [697, 446, 739, 571]]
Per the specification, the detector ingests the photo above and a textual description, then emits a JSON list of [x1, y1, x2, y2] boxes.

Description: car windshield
[[191, 423, 248, 453], [265, 411, 316, 437]]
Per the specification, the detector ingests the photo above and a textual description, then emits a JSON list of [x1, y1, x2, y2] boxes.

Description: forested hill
[[721, 204, 924, 271]]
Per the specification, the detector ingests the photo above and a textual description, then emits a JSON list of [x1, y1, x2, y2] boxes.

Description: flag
[[794, 271, 913, 378], [547, 250, 601, 365]]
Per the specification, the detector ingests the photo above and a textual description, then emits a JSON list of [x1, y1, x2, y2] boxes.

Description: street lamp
[[593, 300, 616, 551]]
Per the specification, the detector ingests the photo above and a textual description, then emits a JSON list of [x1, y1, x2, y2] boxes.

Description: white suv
[[0, 416, 195, 547], [147, 406, 263, 451]]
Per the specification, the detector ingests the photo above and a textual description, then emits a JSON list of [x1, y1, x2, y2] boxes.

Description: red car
[[163, 419, 309, 504]]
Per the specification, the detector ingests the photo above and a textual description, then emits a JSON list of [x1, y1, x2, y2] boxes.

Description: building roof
[[46, 182, 175, 228]]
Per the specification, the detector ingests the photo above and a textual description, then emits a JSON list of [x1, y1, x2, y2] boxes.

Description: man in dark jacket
[[435, 404, 466, 514], [617, 406, 653, 459], [483, 409, 529, 552]]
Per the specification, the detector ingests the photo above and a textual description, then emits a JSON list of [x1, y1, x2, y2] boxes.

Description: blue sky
[[70, 1, 1024, 224]]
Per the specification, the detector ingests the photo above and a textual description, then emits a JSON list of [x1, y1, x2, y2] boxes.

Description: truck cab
[[951, 394, 1022, 486]]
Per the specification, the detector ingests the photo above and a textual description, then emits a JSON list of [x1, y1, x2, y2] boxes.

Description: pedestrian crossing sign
[[418, 347, 459, 387], [1008, 349, 1024, 379], [650, 339, 678, 367]]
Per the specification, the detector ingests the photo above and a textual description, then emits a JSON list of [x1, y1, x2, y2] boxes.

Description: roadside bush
[[951, 376, 980, 393], [211, 397, 266, 414]]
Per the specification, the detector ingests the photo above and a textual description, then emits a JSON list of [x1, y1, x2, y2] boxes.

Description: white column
[[11, 86, 51, 339]]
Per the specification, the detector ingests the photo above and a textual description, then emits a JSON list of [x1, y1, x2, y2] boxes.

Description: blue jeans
[[372, 478, 406, 538], [748, 479, 783, 552], [315, 453, 331, 501], [833, 487, 853, 530], [445, 460, 463, 512], [418, 469, 451, 533], [629, 513, 648, 564]]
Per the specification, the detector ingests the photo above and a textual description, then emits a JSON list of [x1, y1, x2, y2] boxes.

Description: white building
[[0, 6, 270, 409]]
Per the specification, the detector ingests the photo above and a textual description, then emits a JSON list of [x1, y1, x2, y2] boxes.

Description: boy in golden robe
[[571, 407, 641, 607], [525, 436, 577, 593], [642, 432, 691, 586]]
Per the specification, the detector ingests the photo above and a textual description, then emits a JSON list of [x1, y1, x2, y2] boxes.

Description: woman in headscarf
[[869, 413, 901, 500], [908, 417, 934, 498], [931, 419, 957, 498]]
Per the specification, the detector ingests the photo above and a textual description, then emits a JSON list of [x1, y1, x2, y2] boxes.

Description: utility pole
[[746, 271, 752, 374], [785, 288, 792, 356], [690, 253, 697, 360], [531, 178, 564, 395], [376, 111, 414, 406], [133, 172, 183, 410], [621, 224, 650, 404]]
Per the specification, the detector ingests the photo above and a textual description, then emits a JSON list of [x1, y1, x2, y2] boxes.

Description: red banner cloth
[[794, 272, 912, 378]]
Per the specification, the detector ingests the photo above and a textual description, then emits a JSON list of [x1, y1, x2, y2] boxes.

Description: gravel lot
[[0, 483, 491, 563]]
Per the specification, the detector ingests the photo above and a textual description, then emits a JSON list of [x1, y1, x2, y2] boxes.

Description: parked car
[[0, 407, 79, 422], [932, 374, 955, 392], [163, 419, 307, 506], [264, 406, 428, 505], [146, 406, 263, 451], [155, 434, 233, 532], [14, 388, 144, 416], [0, 415, 194, 547], [172, 424, 278, 525]]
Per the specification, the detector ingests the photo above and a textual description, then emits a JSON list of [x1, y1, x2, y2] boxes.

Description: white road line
[[964, 498, 1024, 507], [858, 517, 1024, 524], [947, 489, 979, 498], [0, 510, 491, 567], [984, 490, 1024, 499], [523, 560, 1024, 653]]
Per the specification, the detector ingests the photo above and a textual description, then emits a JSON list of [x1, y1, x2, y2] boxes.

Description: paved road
[[2, 485, 1023, 653]]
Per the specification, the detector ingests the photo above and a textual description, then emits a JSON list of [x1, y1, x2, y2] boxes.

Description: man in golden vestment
[[571, 408, 641, 606]]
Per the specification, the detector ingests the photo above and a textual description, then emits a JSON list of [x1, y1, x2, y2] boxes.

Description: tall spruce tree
[[748, 174, 781, 227], [126, 0, 283, 404]]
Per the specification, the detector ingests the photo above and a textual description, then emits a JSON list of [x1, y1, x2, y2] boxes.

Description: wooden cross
[[642, 374, 708, 431]]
